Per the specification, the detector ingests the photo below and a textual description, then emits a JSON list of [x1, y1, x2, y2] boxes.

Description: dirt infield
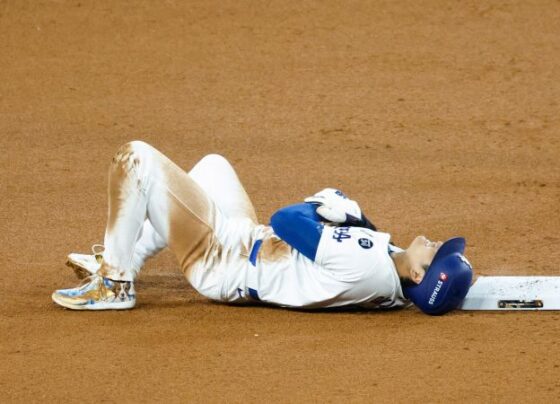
[[2, 0, 560, 402]]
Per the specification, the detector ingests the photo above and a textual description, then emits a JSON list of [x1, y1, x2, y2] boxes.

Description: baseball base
[[460, 276, 560, 311]]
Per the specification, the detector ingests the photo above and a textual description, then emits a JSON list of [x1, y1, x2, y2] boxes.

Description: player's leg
[[66, 219, 167, 279], [121, 154, 256, 266], [66, 153, 257, 279], [100, 141, 222, 281], [129, 155, 256, 263], [188, 154, 258, 223], [52, 141, 225, 310]]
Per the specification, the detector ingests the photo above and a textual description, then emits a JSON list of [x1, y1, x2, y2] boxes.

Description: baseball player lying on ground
[[52, 141, 473, 315]]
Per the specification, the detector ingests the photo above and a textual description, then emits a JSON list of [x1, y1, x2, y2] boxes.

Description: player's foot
[[52, 274, 136, 310], [66, 244, 104, 279]]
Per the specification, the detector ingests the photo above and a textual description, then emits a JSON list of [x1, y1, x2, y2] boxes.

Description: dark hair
[[399, 276, 416, 288]]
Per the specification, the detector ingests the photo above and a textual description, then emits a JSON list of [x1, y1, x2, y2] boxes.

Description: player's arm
[[345, 211, 377, 231], [269, 203, 324, 261]]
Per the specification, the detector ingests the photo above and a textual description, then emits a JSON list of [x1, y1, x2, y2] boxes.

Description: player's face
[[406, 236, 443, 284]]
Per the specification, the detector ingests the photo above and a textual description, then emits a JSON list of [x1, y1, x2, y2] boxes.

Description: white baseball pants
[[99, 141, 258, 291]]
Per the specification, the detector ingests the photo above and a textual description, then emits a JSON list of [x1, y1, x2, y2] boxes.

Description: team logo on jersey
[[439, 272, 448, 281], [333, 227, 351, 242], [358, 238, 373, 249]]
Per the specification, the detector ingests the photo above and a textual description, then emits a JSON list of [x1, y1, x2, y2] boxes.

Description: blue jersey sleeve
[[269, 203, 324, 261]]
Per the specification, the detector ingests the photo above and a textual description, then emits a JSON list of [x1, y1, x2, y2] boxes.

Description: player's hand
[[304, 188, 362, 224]]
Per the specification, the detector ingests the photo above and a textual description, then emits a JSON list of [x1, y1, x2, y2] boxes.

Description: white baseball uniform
[[240, 225, 409, 309], [99, 141, 409, 310]]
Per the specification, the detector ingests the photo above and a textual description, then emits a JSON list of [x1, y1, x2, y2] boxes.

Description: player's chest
[[330, 226, 388, 253]]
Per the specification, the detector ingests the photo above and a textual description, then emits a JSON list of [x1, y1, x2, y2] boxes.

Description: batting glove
[[304, 188, 362, 224]]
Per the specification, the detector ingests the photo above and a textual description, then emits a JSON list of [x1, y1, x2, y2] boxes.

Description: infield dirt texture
[[2, 1, 560, 402]]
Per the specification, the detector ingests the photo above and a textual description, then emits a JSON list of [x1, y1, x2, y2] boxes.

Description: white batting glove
[[304, 188, 362, 224]]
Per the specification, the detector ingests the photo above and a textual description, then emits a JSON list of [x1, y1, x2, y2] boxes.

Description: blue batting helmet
[[403, 237, 473, 315]]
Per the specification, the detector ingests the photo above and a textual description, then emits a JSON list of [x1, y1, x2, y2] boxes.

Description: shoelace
[[80, 248, 133, 301], [79, 274, 133, 300], [86, 275, 115, 300], [74, 274, 103, 289]]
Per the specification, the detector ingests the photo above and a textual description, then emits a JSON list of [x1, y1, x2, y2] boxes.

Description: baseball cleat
[[52, 274, 136, 310], [66, 244, 104, 279]]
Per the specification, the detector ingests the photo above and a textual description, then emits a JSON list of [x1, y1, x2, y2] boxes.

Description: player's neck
[[390, 252, 413, 284]]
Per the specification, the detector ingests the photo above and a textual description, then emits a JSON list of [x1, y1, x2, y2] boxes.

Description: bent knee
[[112, 140, 156, 167], [118, 140, 155, 154], [198, 153, 231, 167]]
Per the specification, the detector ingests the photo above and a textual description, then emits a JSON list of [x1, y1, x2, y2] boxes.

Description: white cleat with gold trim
[[52, 275, 136, 310]]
